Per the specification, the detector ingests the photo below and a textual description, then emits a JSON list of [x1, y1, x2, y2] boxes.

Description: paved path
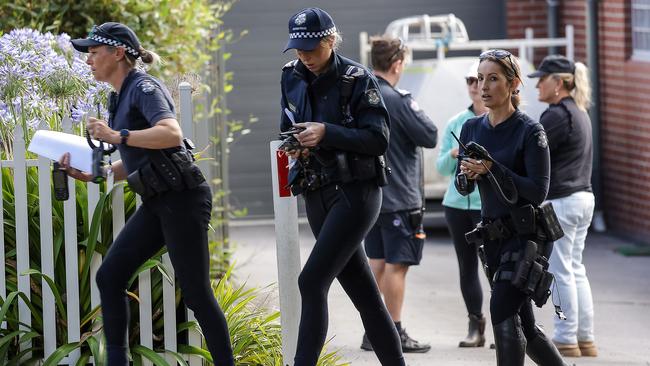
[[230, 223, 650, 366]]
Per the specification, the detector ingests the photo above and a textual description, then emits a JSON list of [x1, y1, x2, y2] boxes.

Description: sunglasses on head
[[388, 38, 406, 62], [465, 77, 478, 86], [479, 49, 521, 82]]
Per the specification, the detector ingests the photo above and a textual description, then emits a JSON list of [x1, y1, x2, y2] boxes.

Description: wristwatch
[[119, 129, 130, 145]]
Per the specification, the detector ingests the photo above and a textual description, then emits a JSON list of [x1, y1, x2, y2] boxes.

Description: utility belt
[[465, 201, 564, 245], [465, 202, 564, 308], [288, 152, 390, 195], [127, 139, 205, 199]]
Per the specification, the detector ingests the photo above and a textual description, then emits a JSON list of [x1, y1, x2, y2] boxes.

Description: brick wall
[[506, 0, 650, 243]]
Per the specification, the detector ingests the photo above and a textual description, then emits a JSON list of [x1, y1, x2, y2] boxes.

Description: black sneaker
[[360, 333, 373, 351], [399, 328, 431, 353]]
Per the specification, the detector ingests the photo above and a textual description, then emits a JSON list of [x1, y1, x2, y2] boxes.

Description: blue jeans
[[548, 191, 595, 344]]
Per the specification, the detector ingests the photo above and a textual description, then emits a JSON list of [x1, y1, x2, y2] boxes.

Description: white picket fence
[[0, 83, 206, 365]]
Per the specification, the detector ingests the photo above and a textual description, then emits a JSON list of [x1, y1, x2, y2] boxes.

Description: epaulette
[[396, 88, 411, 97], [282, 59, 298, 71], [344, 65, 365, 77]]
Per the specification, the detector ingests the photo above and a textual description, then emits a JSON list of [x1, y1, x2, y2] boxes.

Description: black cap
[[71, 22, 141, 58], [528, 55, 575, 78], [283, 8, 337, 53]]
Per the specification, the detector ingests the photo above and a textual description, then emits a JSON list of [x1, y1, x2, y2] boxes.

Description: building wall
[[506, 0, 650, 243]]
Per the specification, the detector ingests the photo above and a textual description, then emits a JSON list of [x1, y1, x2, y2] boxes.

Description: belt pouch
[[512, 240, 538, 289], [537, 201, 565, 241], [511, 204, 537, 235], [336, 152, 353, 183], [524, 261, 544, 294], [141, 164, 167, 194], [171, 150, 205, 189], [127, 169, 148, 197], [375, 155, 389, 186], [532, 271, 554, 307]]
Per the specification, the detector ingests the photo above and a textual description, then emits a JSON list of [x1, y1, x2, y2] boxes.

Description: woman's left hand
[[294, 122, 325, 148], [87, 117, 119, 144], [460, 158, 492, 179]]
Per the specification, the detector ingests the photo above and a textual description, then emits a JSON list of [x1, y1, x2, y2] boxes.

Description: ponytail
[[139, 47, 162, 66], [572, 62, 592, 111]]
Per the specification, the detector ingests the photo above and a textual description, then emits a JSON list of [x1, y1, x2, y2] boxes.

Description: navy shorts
[[364, 210, 424, 266]]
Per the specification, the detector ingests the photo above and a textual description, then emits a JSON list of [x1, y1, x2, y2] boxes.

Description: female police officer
[[529, 55, 597, 358], [457, 50, 569, 366], [280, 8, 405, 366], [60, 22, 234, 365]]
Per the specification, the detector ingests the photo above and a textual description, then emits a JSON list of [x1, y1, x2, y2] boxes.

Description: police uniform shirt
[[457, 110, 550, 219], [280, 53, 390, 179], [376, 76, 437, 213], [109, 70, 177, 174], [539, 97, 593, 200]]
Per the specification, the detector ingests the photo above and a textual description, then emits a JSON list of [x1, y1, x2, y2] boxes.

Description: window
[[633, 0, 650, 60]]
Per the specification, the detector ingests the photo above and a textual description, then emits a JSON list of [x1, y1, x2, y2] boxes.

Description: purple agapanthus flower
[[1, 28, 111, 150]]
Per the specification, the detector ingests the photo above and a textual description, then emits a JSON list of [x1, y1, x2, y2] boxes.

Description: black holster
[[127, 146, 205, 198]]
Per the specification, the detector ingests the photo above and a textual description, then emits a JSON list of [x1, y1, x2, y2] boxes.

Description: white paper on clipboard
[[27, 130, 97, 172]]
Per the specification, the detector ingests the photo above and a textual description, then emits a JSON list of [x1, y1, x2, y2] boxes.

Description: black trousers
[[95, 183, 234, 366], [486, 237, 535, 337], [444, 206, 483, 316], [294, 181, 405, 366]]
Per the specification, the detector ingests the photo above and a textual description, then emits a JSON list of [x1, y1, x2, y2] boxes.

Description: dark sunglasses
[[465, 77, 478, 86], [388, 38, 406, 62], [479, 49, 521, 82]]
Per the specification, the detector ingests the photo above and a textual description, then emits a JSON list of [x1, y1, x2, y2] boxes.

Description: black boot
[[526, 325, 571, 366], [459, 313, 486, 347], [493, 315, 526, 366]]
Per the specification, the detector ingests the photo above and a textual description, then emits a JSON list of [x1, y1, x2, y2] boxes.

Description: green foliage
[[0, 0, 244, 79]]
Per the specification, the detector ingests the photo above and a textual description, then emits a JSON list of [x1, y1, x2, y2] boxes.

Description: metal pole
[[587, 0, 606, 231], [269, 141, 301, 366], [218, 40, 230, 247], [547, 0, 560, 54]]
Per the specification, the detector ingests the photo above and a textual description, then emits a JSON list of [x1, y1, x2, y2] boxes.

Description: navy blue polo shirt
[[376, 76, 437, 213], [109, 70, 176, 174], [457, 110, 550, 220]]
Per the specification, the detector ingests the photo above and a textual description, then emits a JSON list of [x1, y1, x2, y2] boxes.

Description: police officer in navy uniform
[[361, 36, 437, 353], [280, 8, 405, 366], [61, 22, 234, 366], [457, 50, 569, 366]]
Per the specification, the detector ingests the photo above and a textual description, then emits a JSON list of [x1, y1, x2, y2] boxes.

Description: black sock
[[394, 321, 402, 332], [106, 345, 128, 365]]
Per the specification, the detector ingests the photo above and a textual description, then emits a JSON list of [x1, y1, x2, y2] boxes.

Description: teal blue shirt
[[436, 108, 482, 210]]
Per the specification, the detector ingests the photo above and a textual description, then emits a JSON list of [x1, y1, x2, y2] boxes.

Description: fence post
[[0, 145, 6, 321], [179, 82, 203, 366], [36, 123, 57, 359], [13, 125, 31, 358], [269, 141, 301, 366], [62, 118, 81, 363]]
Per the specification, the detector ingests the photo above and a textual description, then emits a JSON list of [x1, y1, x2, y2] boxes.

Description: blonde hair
[[107, 45, 162, 68], [551, 62, 592, 111], [479, 53, 523, 108], [321, 32, 342, 51]]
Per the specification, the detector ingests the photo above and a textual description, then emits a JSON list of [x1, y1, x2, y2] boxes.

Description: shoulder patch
[[283, 59, 298, 70], [365, 88, 381, 106], [535, 130, 548, 148], [138, 79, 157, 95], [409, 99, 421, 112], [396, 88, 411, 97], [345, 65, 365, 77]]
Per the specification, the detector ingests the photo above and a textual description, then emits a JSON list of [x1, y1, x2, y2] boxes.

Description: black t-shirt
[[457, 110, 551, 220], [539, 97, 593, 199], [109, 70, 177, 174]]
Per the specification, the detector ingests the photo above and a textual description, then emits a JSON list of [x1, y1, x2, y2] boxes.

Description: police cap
[[528, 55, 575, 78], [283, 8, 337, 53], [71, 22, 141, 58]]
